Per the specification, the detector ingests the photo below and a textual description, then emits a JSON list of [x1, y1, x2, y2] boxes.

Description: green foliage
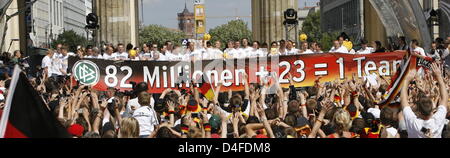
[[301, 11, 339, 51], [209, 20, 252, 48], [139, 24, 187, 46], [319, 32, 340, 51], [301, 11, 321, 42], [51, 30, 89, 52]]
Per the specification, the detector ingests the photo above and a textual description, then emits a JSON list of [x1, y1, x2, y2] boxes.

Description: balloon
[[203, 34, 211, 41], [299, 34, 308, 42], [129, 50, 137, 57], [343, 40, 353, 51]]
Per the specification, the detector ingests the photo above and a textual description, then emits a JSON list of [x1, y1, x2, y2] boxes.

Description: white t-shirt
[[165, 52, 181, 61], [124, 97, 155, 118], [139, 52, 152, 60], [116, 52, 129, 60], [42, 56, 52, 69], [286, 48, 299, 55], [60, 55, 69, 74], [249, 48, 265, 57], [204, 48, 223, 60], [414, 47, 426, 57], [386, 127, 398, 138], [242, 47, 253, 56], [42, 56, 54, 76], [133, 106, 159, 136], [301, 49, 314, 54], [103, 53, 117, 60], [92, 54, 103, 59], [330, 46, 349, 54], [48, 55, 63, 76], [223, 48, 236, 59], [187, 49, 204, 61], [154, 53, 169, 61], [357, 47, 375, 54], [403, 106, 447, 138], [368, 108, 381, 119], [232, 48, 246, 59]]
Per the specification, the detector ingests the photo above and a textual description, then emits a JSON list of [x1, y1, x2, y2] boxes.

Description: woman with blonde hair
[[118, 117, 140, 138], [328, 109, 358, 138]]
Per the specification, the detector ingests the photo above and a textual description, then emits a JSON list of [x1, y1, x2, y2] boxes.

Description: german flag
[[0, 66, 69, 138], [377, 54, 417, 108], [197, 78, 215, 102]]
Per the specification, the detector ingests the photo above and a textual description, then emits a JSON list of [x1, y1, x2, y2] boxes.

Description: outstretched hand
[[431, 63, 442, 78]]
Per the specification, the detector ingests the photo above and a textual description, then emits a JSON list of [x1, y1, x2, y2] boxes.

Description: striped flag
[[197, 77, 215, 102], [0, 65, 69, 138], [376, 55, 417, 108]]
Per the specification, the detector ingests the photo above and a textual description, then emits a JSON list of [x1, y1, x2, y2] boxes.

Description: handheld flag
[[0, 65, 70, 138]]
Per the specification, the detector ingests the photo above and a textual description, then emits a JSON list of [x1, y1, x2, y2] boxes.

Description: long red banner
[[69, 51, 407, 93]]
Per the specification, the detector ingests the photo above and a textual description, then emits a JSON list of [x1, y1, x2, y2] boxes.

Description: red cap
[[255, 134, 269, 138], [68, 124, 84, 137]]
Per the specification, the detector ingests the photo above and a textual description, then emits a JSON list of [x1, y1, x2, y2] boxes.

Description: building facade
[[63, 0, 93, 38], [439, 0, 450, 38], [298, 6, 320, 32], [320, 0, 363, 41], [94, 0, 139, 47], [1, 0, 20, 53], [321, 0, 447, 47], [178, 4, 195, 39], [251, 0, 299, 44]]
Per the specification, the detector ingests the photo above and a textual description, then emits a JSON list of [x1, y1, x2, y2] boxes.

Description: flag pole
[[0, 65, 21, 138]]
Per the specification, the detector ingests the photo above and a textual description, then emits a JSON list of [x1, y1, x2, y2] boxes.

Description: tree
[[301, 11, 339, 51], [139, 24, 186, 46], [51, 30, 89, 52], [319, 32, 340, 51], [301, 11, 321, 42], [209, 20, 252, 48]]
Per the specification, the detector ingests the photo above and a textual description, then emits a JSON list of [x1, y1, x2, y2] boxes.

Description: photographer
[[124, 82, 154, 118]]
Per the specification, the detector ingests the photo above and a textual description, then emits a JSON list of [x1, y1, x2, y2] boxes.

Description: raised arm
[[167, 100, 176, 127], [213, 84, 221, 105], [92, 109, 104, 134], [220, 111, 228, 138], [257, 106, 275, 138], [401, 69, 417, 109], [231, 113, 240, 138], [431, 63, 448, 108], [201, 111, 211, 138], [243, 73, 250, 100], [309, 101, 332, 138]]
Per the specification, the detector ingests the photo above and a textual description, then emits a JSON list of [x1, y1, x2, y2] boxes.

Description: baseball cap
[[209, 114, 221, 130]]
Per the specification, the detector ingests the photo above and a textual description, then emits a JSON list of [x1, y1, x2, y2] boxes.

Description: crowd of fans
[[0, 35, 449, 138]]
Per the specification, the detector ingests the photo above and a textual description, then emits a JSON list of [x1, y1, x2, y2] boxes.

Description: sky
[[142, 0, 320, 31]]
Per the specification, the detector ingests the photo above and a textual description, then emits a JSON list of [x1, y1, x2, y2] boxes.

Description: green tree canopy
[[139, 24, 186, 47], [301, 11, 321, 42], [301, 11, 339, 51], [209, 20, 252, 48], [51, 30, 89, 52]]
